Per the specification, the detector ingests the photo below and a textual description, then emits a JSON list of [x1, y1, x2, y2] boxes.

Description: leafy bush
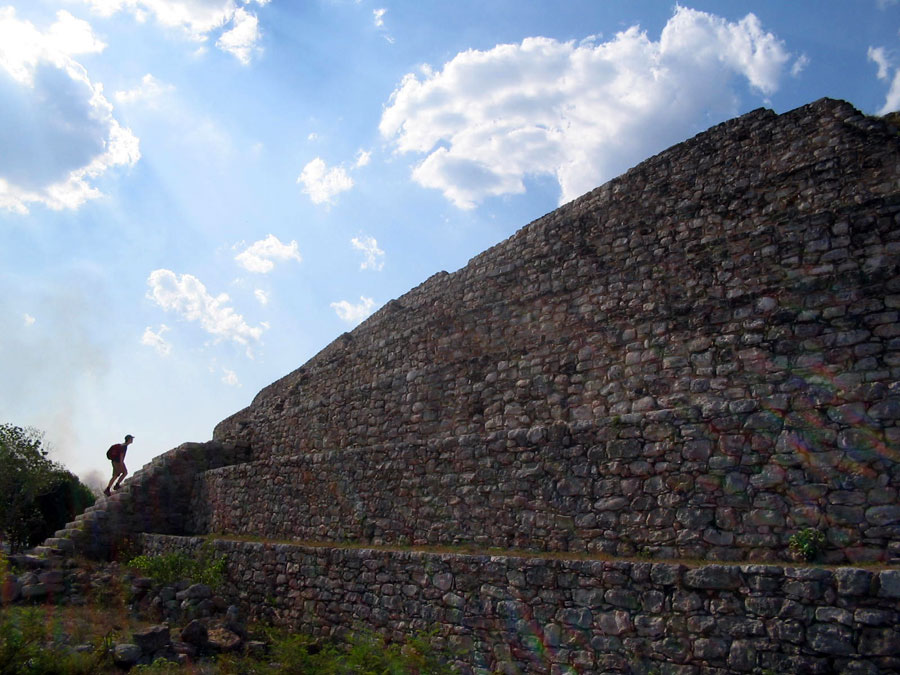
[[789, 528, 826, 562], [128, 542, 226, 589]]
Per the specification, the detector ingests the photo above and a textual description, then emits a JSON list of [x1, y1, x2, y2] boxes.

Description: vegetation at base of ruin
[[788, 528, 827, 563], [128, 543, 227, 589], [0, 605, 133, 675], [0, 423, 95, 553], [0, 603, 457, 675], [210, 628, 456, 675]]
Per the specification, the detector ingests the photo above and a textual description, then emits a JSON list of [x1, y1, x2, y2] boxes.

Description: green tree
[[0, 424, 95, 552]]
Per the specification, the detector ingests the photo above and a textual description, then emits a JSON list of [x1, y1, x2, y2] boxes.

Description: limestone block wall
[[142, 534, 900, 675], [214, 99, 900, 462], [192, 413, 900, 564]]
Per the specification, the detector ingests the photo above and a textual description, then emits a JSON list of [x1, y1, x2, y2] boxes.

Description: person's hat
[[125, 434, 134, 441]]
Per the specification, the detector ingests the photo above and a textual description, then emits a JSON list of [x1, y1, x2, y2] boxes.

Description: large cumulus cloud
[[0, 8, 140, 214], [380, 6, 804, 209]]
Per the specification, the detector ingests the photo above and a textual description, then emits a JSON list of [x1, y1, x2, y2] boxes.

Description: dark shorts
[[111, 459, 126, 475]]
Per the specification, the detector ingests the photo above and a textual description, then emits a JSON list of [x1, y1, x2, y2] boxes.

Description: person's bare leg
[[105, 473, 116, 496], [114, 465, 127, 489]]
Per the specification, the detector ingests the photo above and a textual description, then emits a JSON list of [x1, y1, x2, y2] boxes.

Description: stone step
[[43, 538, 75, 553]]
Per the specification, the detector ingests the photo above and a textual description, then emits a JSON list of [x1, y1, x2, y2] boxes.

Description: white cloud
[[869, 46, 900, 114], [146, 269, 266, 350], [0, 7, 140, 214], [78, 0, 268, 62], [297, 157, 354, 205], [355, 149, 371, 167], [791, 53, 810, 78], [216, 7, 260, 64], [23, 313, 35, 326], [235, 234, 302, 273], [373, 7, 393, 42], [114, 73, 174, 105], [351, 235, 385, 271], [254, 288, 269, 305], [48, 10, 107, 55], [331, 296, 376, 325], [141, 324, 172, 356], [221, 367, 240, 386], [870, 46, 891, 80], [877, 0, 898, 8], [380, 6, 798, 208]]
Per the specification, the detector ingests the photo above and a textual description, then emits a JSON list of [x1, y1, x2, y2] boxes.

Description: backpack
[[106, 444, 120, 460]]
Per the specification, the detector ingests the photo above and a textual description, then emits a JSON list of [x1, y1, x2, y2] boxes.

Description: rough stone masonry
[[209, 98, 900, 565], [39, 98, 900, 673]]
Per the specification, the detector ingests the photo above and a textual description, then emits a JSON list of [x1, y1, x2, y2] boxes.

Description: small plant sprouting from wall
[[788, 528, 826, 562]]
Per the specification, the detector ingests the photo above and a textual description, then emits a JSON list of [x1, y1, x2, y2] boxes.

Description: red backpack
[[106, 444, 122, 461]]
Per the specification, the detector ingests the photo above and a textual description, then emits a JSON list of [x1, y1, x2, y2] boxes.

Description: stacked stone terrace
[[205, 98, 900, 564]]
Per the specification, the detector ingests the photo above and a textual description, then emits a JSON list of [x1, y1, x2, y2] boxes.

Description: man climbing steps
[[104, 434, 134, 497]]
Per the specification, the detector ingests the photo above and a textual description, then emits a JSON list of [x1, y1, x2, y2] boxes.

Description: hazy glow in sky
[[1, 0, 898, 487]]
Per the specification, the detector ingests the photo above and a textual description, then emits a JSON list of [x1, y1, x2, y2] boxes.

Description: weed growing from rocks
[[789, 528, 826, 562]]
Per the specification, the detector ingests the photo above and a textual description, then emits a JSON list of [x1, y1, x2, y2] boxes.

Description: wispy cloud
[[331, 296, 376, 324], [0, 7, 140, 214], [869, 46, 900, 114], [381, 6, 799, 208], [23, 313, 36, 327], [114, 73, 174, 105], [146, 269, 266, 352], [141, 324, 172, 356], [351, 236, 385, 271], [235, 234, 302, 273], [297, 157, 354, 205], [373, 7, 393, 43]]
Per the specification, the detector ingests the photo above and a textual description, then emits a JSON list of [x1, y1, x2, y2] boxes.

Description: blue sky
[[1, 0, 899, 488]]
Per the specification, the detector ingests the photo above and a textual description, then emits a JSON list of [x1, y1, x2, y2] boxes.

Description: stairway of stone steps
[[30, 441, 251, 561]]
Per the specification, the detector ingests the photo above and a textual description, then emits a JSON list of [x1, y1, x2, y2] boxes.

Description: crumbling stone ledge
[[142, 534, 900, 675]]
